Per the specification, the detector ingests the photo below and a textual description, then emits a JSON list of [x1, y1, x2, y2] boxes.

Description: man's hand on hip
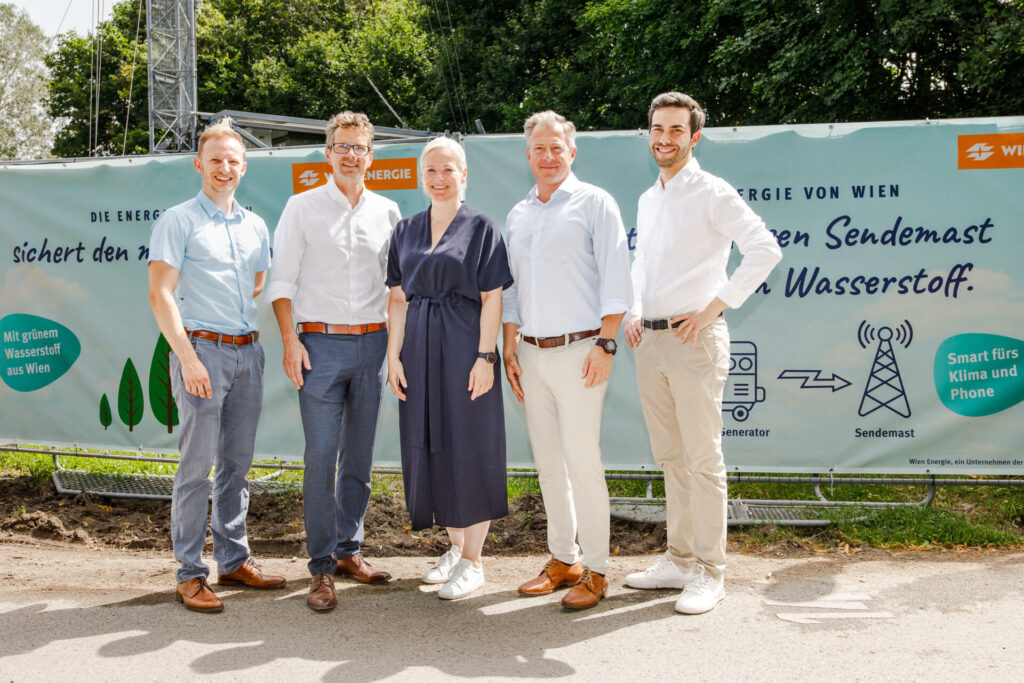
[[672, 298, 728, 345]]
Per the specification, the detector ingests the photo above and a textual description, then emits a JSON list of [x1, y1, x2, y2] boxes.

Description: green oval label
[[934, 333, 1024, 417], [0, 314, 82, 392]]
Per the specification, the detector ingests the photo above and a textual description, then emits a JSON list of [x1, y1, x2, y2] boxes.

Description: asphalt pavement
[[1, 543, 1022, 681]]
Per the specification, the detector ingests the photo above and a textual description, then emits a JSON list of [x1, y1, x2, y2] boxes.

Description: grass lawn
[[3, 447, 1023, 551]]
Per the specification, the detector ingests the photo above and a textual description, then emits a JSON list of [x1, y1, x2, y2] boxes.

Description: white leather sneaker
[[674, 565, 724, 614], [438, 558, 485, 600], [625, 556, 693, 589], [421, 545, 461, 584]]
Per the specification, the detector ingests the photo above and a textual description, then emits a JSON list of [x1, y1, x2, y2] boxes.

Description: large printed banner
[[1, 117, 1022, 473]]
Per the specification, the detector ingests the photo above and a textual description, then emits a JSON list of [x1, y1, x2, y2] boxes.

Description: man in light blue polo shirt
[[148, 118, 284, 614]]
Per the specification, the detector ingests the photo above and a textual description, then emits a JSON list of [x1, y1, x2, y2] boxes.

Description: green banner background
[[2, 117, 1022, 473]]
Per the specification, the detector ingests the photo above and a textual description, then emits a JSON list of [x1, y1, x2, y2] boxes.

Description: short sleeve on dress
[[476, 218, 514, 293], [385, 220, 404, 288]]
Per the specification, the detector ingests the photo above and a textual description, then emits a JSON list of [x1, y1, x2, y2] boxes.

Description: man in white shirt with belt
[[503, 110, 633, 611], [267, 111, 401, 612], [624, 92, 782, 614]]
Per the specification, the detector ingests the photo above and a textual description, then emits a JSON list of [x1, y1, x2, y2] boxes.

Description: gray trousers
[[170, 338, 264, 583]]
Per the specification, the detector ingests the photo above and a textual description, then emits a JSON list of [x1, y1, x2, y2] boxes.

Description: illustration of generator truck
[[724, 341, 766, 422]]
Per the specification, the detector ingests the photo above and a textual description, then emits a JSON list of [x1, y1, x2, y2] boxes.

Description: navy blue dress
[[386, 203, 514, 530]]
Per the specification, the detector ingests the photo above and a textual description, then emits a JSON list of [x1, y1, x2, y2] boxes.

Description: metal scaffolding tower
[[146, 0, 198, 152]]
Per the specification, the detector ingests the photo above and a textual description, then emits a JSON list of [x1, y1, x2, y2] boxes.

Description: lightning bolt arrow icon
[[777, 370, 851, 392]]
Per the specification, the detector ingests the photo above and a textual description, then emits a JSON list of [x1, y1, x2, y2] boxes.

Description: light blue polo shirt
[[149, 191, 271, 335]]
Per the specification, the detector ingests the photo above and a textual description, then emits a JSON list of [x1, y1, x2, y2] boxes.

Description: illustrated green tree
[[148, 333, 178, 433], [99, 393, 112, 430], [117, 358, 144, 432], [0, 3, 52, 159]]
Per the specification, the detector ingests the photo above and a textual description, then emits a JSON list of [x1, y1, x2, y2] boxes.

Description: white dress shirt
[[631, 158, 782, 318], [502, 173, 632, 337], [266, 180, 400, 323]]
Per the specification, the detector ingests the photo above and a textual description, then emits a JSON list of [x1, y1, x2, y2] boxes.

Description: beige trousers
[[634, 318, 730, 580], [519, 337, 611, 575]]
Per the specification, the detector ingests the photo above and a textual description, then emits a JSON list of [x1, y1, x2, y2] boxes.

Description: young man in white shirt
[[267, 111, 401, 612], [624, 92, 782, 614], [502, 110, 633, 610]]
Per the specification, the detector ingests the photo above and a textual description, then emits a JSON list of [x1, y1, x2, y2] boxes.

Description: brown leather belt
[[297, 322, 387, 335], [186, 329, 259, 345], [522, 328, 600, 349]]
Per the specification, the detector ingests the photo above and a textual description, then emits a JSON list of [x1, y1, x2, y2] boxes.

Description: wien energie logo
[[290, 158, 418, 194], [957, 133, 1024, 169]]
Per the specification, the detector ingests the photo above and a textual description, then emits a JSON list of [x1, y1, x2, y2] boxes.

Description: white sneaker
[[421, 546, 461, 584], [625, 556, 693, 590], [438, 558, 485, 600], [674, 565, 724, 614]]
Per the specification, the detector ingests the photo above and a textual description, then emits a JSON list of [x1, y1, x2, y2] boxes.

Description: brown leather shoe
[[176, 577, 224, 613], [336, 554, 391, 584], [561, 568, 608, 610], [518, 557, 583, 596], [307, 573, 337, 612], [217, 558, 286, 589]]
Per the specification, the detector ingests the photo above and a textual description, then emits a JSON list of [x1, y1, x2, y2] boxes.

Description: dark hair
[[648, 92, 706, 133]]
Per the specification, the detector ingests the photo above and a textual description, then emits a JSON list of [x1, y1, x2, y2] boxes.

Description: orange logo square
[[958, 133, 1024, 169], [291, 162, 331, 194]]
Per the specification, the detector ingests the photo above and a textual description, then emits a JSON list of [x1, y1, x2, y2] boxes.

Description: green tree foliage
[[148, 334, 178, 434], [117, 358, 144, 432], [45, 0, 149, 157], [99, 393, 112, 430], [43, 0, 1024, 155], [0, 3, 52, 159], [574, 0, 1024, 129]]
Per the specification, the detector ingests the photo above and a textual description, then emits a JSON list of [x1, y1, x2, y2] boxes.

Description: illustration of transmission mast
[[858, 323, 912, 418]]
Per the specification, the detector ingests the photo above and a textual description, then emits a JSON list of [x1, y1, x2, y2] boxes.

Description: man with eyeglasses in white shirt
[[267, 111, 401, 612], [624, 92, 782, 614], [502, 110, 633, 611]]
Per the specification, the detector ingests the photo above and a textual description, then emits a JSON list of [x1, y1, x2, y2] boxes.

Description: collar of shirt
[[325, 177, 366, 211], [195, 190, 244, 223], [528, 172, 583, 205], [657, 157, 701, 194]]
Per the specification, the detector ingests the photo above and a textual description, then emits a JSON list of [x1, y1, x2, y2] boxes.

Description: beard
[[651, 145, 690, 168]]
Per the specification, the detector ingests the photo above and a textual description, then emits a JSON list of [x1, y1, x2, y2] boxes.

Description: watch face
[[478, 351, 498, 363], [597, 338, 617, 355]]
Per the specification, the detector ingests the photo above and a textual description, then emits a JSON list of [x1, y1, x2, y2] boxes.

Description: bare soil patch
[[0, 474, 666, 558]]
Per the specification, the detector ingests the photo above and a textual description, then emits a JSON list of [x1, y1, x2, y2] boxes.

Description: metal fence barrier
[[3, 443, 1022, 526]]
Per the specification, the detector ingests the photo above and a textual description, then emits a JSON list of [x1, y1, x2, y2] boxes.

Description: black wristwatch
[[595, 338, 617, 355], [476, 351, 498, 364]]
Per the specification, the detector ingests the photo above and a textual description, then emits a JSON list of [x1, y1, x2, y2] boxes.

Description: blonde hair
[[419, 136, 467, 200], [523, 110, 576, 149], [418, 136, 467, 171], [326, 111, 374, 147], [197, 117, 245, 156]]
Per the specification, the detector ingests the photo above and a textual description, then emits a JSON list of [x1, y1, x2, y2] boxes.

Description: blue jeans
[[170, 338, 264, 584], [298, 330, 387, 576]]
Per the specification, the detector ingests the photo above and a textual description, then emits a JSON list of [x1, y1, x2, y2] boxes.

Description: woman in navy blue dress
[[386, 137, 513, 600]]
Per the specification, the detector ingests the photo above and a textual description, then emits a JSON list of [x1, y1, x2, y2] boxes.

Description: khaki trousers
[[634, 318, 729, 580], [519, 337, 611, 575]]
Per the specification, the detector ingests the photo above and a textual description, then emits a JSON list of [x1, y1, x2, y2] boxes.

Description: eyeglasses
[[329, 142, 371, 156]]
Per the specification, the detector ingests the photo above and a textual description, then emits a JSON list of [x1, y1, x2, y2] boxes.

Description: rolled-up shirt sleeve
[[265, 199, 303, 303], [593, 193, 633, 318], [709, 181, 782, 309]]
